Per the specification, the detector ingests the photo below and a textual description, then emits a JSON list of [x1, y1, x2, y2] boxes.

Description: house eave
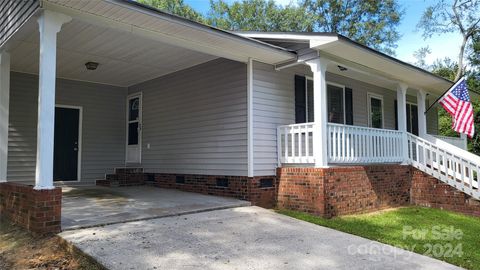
[[38, 0, 296, 65], [238, 31, 454, 95]]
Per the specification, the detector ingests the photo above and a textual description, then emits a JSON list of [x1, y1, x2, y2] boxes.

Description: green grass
[[278, 207, 480, 270]]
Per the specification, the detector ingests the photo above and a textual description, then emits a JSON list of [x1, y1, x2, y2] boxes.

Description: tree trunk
[[455, 35, 468, 81]]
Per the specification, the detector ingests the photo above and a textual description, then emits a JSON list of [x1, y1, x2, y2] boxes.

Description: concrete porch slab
[[61, 186, 250, 230]]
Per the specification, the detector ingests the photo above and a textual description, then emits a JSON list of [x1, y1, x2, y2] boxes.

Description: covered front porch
[[0, 1, 293, 233]]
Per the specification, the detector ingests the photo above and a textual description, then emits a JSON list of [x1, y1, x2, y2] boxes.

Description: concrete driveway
[[61, 186, 250, 230], [59, 206, 462, 270]]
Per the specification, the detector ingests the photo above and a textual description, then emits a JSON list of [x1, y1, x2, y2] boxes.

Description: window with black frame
[[295, 75, 353, 125]]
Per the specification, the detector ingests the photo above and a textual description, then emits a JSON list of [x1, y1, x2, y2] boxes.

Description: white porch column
[[0, 52, 10, 181], [397, 83, 409, 162], [34, 11, 71, 190], [307, 58, 329, 167], [416, 89, 427, 138]]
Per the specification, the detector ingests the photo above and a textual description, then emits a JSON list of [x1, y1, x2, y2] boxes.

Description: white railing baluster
[[406, 133, 480, 200]]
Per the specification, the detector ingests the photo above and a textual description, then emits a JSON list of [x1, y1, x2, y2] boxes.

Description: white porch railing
[[277, 122, 480, 200], [277, 123, 315, 164], [327, 123, 404, 164], [408, 133, 480, 199], [277, 123, 404, 165]]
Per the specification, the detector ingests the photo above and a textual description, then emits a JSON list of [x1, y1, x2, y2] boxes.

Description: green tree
[[431, 58, 458, 138], [431, 57, 480, 153], [300, 0, 403, 55], [207, 0, 311, 31], [417, 0, 480, 81], [412, 46, 432, 70], [138, 0, 205, 23], [207, 0, 403, 55]]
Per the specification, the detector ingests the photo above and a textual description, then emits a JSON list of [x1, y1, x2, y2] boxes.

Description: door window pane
[[327, 85, 344, 124], [369, 96, 383, 128], [129, 98, 139, 121], [411, 104, 419, 135], [128, 122, 139, 145]]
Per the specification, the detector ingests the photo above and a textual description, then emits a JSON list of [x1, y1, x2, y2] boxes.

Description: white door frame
[[55, 104, 83, 182], [125, 92, 142, 164], [367, 92, 384, 128]]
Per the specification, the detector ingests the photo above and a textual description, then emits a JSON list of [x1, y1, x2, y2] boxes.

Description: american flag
[[439, 77, 475, 137]]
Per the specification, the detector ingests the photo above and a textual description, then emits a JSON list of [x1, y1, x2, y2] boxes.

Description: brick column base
[[0, 182, 62, 234]]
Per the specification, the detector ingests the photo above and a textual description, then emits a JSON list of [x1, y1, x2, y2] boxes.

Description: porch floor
[[61, 186, 250, 230]]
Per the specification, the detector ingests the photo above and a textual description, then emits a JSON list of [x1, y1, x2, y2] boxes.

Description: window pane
[[295, 76, 306, 123], [307, 79, 314, 122], [128, 122, 139, 145], [129, 97, 139, 121], [370, 97, 383, 128], [327, 85, 344, 124]]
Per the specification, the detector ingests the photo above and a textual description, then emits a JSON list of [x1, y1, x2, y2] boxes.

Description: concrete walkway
[[61, 186, 250, 230], [60, 206, 462, 270]]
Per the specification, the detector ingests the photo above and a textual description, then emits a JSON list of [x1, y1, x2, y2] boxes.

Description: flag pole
[[424, 77, 465, 115]]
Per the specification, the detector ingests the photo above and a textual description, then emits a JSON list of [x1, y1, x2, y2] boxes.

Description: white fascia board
[[237, 32, 313, 41], [309, 36, 339, 50]]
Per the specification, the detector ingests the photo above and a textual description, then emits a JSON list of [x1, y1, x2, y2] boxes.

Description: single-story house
[[0, 0, 479, 233]]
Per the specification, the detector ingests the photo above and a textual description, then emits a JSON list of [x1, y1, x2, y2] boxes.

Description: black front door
[[54, 107, 80, 181]]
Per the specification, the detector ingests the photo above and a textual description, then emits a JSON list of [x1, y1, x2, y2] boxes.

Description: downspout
[[247, 58, 254, 177]]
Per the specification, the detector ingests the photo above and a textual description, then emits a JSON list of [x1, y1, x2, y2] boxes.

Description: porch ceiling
[[9, 18, 218, 87]]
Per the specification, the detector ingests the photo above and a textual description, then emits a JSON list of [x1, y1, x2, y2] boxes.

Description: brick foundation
[[96, 171, 277, 208], [277, 165, 411, 217], [154, 174, 277, 208], [0, 182, 62, 234], [95, 165, 480, 218], [411, 168, 480, 217]]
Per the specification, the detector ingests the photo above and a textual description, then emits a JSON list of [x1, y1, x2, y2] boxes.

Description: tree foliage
[[138, 0, 205, 23], [412, 46, 432, 70], [138, 0, 403, 55], [207, 0, 311, 31], [417, 0, 480, 81], [300, 0, 403, 55]]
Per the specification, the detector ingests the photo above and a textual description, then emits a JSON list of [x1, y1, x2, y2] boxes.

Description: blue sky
[[183, 0, 461, 65]]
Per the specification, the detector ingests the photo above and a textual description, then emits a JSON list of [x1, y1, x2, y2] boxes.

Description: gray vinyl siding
[[252, 61, 310, 176], [252, 62, 440, 176], [0, 0, 39, 47], [129, 59, 248, 176], [7, 72, 126, 184]]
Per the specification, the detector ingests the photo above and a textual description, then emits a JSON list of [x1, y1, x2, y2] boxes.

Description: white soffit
[[41, 0, 296, 65], [9, 18, 218, 87]]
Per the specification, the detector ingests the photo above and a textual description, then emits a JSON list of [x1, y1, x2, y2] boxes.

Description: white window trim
[[367, 92, 384, 129], [326, 81, 346, 124], [305, 76, 312, 122], [125, 92, 143, 164], [304, 76, 347, 124], [54, 104, 83, 183]]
